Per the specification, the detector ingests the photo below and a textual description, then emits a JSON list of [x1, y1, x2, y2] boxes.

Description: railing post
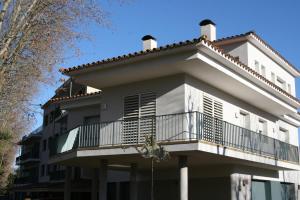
[[151, 116, 154, 140], [137, 118, 140, 144], [112, 122, 115, 146], [273, 138, 277, 160]]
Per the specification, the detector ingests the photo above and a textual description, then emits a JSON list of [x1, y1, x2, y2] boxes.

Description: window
[[258, 119, 267, 134], [277, 77, 286, 90], [46, 164, 50, 176], [254, 60, 260, 73], [50, 111, 55, 123], [239, 111, 250, 129], [278, 127, 289, 143], [43, 139, 47, 151], [287, 84, 291, 94], [123, 92, 156, 144], [271, 72, 275, 83], [260, 65, 266, 77], [41, 164, 45, 176], [43, 115, 49, 127], [203, 95, 223, 143], [60, 116, 68, 134]]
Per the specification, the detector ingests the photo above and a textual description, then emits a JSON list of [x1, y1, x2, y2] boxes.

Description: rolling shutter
[[123, 95, 139, 143], [203, 95, 223, 143], [123, 93, 156, 144]]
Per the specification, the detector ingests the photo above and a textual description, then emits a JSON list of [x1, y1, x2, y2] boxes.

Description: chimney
[[199, 19, 216, 41], [142, 35, 157, 51]]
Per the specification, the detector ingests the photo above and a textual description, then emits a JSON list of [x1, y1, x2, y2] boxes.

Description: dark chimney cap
[[199, 19, 216, 26], [142, 35, 156, 41]]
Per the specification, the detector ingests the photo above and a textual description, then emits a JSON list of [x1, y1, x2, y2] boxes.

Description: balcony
[[49, 112, 299, 164], [16, 150, 40, 165], [49, 170, 65, 181], [14, 174, 38, 185]]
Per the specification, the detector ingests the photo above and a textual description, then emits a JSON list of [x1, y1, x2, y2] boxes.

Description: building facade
[[12, 20, 300, 200]]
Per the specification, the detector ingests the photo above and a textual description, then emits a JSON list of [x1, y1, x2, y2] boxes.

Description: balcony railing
[[16, 150, 40, 165], [14, 175, 38, 184], [49, 170, 65, 181], [49, 112, 299, 163]]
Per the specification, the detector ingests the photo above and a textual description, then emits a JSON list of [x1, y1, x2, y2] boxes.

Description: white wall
[[246, 42, 296, 95], [99, 74, 185, 122], [184, 75, 298, 146], [220, 41, 296, 96]]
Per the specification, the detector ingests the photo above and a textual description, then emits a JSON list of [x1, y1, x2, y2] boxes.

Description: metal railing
[[49, 112, 299, 163], [16, 150, 40, 165], [49, 170, 65, 181]]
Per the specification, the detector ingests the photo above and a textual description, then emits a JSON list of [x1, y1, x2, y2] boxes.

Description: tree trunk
[[151, 157, 154, 200]]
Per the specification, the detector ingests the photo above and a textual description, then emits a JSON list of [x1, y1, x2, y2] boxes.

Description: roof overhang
[[196, 40, 300, 109]]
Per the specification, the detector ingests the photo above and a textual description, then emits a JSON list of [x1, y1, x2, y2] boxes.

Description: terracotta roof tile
[[49, 91, 101, 103], [214, 31, 299, 74], [58, 33, 300, 105], [59, 38, 201, 74], [202, 39, 300, 104]]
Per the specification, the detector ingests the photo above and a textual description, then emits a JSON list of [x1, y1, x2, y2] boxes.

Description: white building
[[12, 19, 300, 200]]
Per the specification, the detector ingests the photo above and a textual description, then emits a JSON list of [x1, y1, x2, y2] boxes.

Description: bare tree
[[0, 0, 113, 191]]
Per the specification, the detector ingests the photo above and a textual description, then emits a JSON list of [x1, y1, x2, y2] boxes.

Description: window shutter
[[213, 101, 223, 143], [203, 95, 223, 143], [123, 93, 156, 144], [123, 95, 139, 143], [124, 95, 139, 119], [140, 93, 156, 139], [140, 93, 156, 117]]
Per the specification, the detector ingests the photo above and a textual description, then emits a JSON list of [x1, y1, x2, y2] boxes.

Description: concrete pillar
[[91, 168, 98, 200], [130, 163, 138, 200], [178, 156, 188, 200], [230, 173, 251, 200], [116, 182, 121, 200], [99, 159, 108, 200], [64, 166, 72, 200]]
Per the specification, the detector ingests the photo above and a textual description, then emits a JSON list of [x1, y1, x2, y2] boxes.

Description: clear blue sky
[[30, 0, 300, 131]]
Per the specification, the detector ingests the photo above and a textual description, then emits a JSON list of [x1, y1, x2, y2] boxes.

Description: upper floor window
[[43, 115, 49, 127], [260, 65, 266, 78], [254, 60, 260, 73], [287, 84, 291, 94], [40, 164, 45, 176], [258, 119, 267, 134], [271, 72, 275, 83], [123, 92, 156, 143], [203, 95, 223, 142], [276, 77, 286, 91], [50, 111, 55, 123], [278, 127, 289, 143], [239, 111, 250, 129], [42, 139, 47, 151]]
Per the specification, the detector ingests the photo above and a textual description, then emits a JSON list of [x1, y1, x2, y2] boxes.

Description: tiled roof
[[59, 38, 202, 74], [214, 31, 299, 74], [49, 91, 101, 103], [57, 33, 300, 105]]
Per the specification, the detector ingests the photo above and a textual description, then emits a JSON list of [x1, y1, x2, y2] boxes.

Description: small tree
[[136, 135, 170, 200]]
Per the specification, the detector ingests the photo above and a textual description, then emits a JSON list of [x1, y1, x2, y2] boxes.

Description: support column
[[230, 173, 251, 200], [91, 168, 98, 200], [178, 156, 188, 200], [116, 182, 121, 200], [130, 163, 138, 200], [99, 159, 108, 200], [64, 166, 72, 200]]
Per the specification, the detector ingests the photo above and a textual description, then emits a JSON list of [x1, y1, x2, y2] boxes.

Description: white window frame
[[239, 110, 250, 130]]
